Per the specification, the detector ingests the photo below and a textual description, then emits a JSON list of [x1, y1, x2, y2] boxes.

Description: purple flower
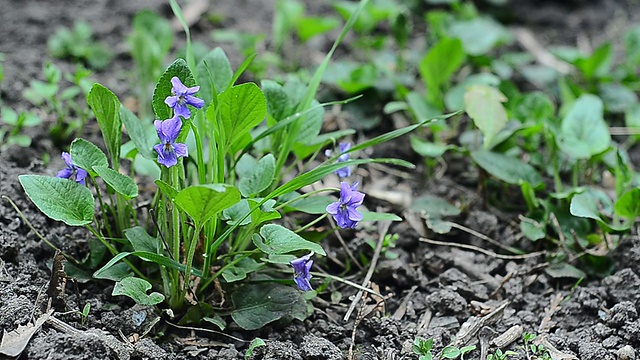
[[56, 152, 88, 185], [153, 116, 188, 168], [325, 142, 352, 178], [164, 76, 205, 119], [290, 253, 314, 291], [326, 182, 365, 229]]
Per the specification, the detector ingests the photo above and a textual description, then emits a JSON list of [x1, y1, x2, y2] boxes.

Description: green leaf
[[444, 73, 500, 111], [124, 226, 158, 254], [360, 211, 402, 222], [91, 262, 133, 282], [94, 251, 203, 279], [297, 16, 340, 42], [471, 150, 544, 188], [120, 106, 155, 159], [256, 224, 326, 255], [575, 42, 612, 80], [570, 191, 602, 221], [599, 83, 638, 113], [513, 91, 555, 123], [624, 26, 640, 66], [411, 195, 461, 217], [448, 17, 512, 56], [520, 216, 546, 241], [442, 346, 461, 358], [152, 58, 196, 120], [155, 179, 178, 201], [245, 338, 266, 359], [112, 277, 164, 306], [87, 83, 122, 168], [197, 47, 233, 107], [557, 94, 610, 159], [217, 83, 267, 151], [70, 138, 108, 177], [545, 263, 586, 279], [19, 175, 94, 226], [222, 199, 253, 226], [419, 37, 465, 107], [283, 195, 334, 215], [238, 154, 275, 197], [221, 257, 263, 282], [231, 282, 304, 330], [464, 85, 508, 149], [174, 184, 241, 227], [92, 166, 138, 199], [615, 188, 640, 219], [410, 136, 455, 157], [262, 79, 293, 122]]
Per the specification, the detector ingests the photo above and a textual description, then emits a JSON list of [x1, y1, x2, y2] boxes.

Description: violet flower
[[326, 182, 365, 229], [56, 152, 88, 185], [325, 142, 352, 178], [153, 116, 188, 168], [164, 76, 205, 119], [290, 253, 314, 291]]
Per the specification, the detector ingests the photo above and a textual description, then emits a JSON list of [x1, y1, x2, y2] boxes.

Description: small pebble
[[617, 345, 636, 360]]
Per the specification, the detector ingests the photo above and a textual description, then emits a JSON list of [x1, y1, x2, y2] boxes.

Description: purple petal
[[57, 168, 73, 179], [154, 120, 168, 143], [339, 182, 352, 203], [174, 103, 191, 119], [347, 207, 363, 221], [160, 116, 182, 142], [185, 85, 201, 95], [173, 142, 188, 158], [75, 168, 88, 185], [338, 142, 351, 153], [185, 94, 204, 109], [159, 151, 178, 168], [294, 276, 313, 291], [326, 202, 340, 215], [165, 95, 179, 108], [335, 166, 351, 178], [170, 76, 188, 95], [61, 152, 73, 168], [348, 191, 365, 206], [350, 182, 359, 191], [334, 210, 351, 228]]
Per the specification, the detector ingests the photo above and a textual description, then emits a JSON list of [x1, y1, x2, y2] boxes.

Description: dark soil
[[1, 1, 640, 359]]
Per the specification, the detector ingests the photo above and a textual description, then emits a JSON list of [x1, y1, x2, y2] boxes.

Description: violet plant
[[18, 0, 451, 330]]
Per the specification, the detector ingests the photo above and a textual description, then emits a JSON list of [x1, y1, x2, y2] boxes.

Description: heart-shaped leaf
[[112, 277, 164, 306], [174, 184, 241, 227], [19, 175, 94, 226]]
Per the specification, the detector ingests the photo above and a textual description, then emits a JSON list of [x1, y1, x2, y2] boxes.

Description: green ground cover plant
[[17, 0, 450, 330]]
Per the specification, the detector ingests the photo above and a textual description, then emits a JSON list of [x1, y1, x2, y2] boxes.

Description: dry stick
[[446, 221, 518, 254], [2, 195, 81, 265], [343, 220, 391, 322], [419, 237, 546, 260], [328, 216, 364, 271], [512, 27, 572, 75], [165, 321, 248, 343]]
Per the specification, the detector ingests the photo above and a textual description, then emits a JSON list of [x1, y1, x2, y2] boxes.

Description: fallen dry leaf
[[0, 310, 51, 357]]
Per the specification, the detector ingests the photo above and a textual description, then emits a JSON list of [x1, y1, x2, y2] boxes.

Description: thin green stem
[[190, 120, 206, 185], [275, 188, 338, 210], [295, 213, 328, 233], [86, 225, 148, 281], [91, 176, 112, 239]]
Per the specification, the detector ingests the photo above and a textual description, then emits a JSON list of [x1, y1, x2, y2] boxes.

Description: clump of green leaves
[[521, 332, 551, 360], [19, 0, 433, 331], [412, 337, 476, 360], [127, 10, 174, 119], [49, 21, 113, 70], [22, 62, 92, 144], [487, 349, 518, 360], [0, 107, 41, 150]]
